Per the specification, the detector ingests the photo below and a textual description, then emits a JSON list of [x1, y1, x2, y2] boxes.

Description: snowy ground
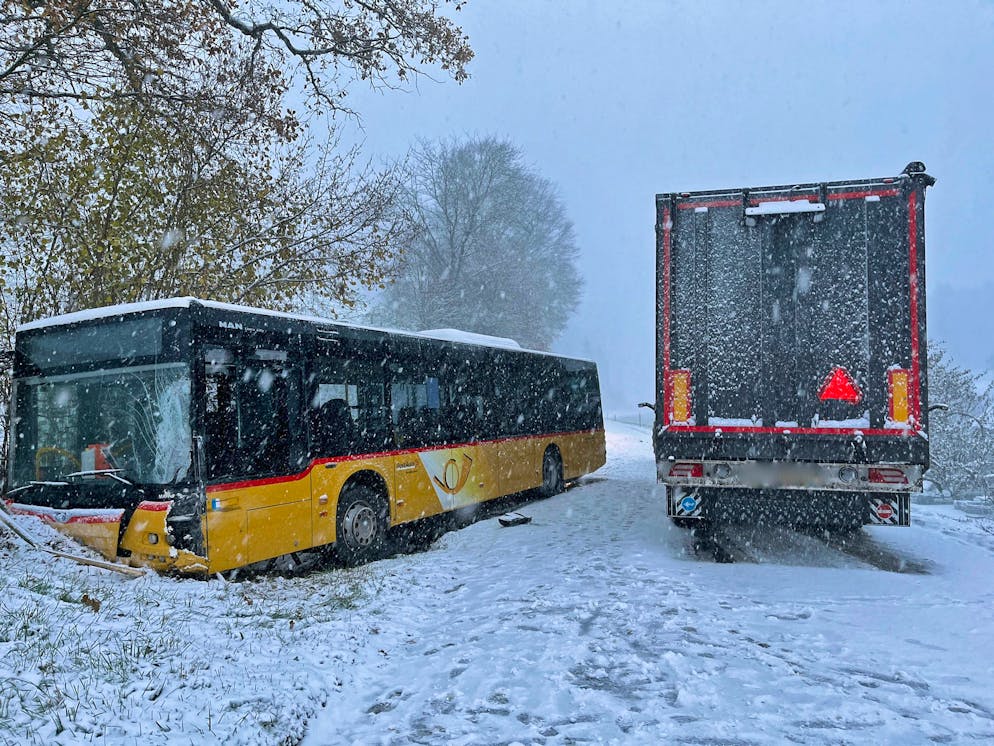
[[2, 422, 994, 745]]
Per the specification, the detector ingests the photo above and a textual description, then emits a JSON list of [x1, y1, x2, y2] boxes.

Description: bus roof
[[17, 297, 591, 362]]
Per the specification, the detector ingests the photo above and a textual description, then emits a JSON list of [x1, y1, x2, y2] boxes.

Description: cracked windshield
[[12, 364, 191, 487]]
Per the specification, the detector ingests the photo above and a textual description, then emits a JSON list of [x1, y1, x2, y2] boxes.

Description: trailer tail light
[[668, 369, 692, 423], [868, 467, 908, 485], [888, 368, 910, 425], [669, 462, 704, 479]]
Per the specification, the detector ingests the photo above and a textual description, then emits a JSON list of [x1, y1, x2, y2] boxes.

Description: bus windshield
[[10, 363, 192, 487]]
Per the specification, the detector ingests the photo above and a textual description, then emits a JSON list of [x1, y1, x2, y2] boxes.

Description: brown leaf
[[81, 593, 101, 612]]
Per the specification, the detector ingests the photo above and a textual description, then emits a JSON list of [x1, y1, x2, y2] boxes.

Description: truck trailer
[[652, 163, 934, 531]]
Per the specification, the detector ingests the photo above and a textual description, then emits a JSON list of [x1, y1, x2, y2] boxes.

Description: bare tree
[[370, 136, 583, 350]]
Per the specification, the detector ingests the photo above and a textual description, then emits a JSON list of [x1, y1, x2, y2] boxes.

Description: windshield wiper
[[64, 469, 136, 487], [5, 480, 71, 495]]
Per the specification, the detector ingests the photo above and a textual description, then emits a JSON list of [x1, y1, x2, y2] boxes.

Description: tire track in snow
[[302, 425, 994, 745]]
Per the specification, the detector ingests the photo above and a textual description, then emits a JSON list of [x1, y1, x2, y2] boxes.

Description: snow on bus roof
[[417, 328, 521, 350], [17, 298, 586, 360], [17, 297, 199, 332]]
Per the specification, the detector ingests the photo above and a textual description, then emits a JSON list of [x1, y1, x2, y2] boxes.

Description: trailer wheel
[[690, 524, 713, 556], [335, 484, 388, 566], [541, 448, 564, 497]]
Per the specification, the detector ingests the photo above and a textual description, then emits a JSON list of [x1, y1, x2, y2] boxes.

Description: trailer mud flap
[[668, 487, 703, 519], [867, 494, 910, 526]]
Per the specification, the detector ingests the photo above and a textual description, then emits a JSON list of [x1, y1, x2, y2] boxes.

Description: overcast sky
[[344, 0, 994, 411]]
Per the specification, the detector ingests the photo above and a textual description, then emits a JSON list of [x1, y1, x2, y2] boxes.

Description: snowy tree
[[370, 136, 582, 350], [926, 342, 994, 498], [0, 100, 406, 327], [0, 0, 472, 122]]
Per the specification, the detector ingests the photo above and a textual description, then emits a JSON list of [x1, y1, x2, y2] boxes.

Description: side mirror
[[637, 402, 655, 412]]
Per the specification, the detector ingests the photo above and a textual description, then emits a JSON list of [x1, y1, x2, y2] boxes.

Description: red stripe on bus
[[6, 504, 124, 524], [137, 501, 172, 512], [206, 428, 606, 494], [65, 514, 123, 524], [908, 190, 922, 425], [665, 426, 918, 436]]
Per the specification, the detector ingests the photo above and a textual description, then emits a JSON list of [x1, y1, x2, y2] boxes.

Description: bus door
[[202, 339, 307, 568], [497, 355, 547, 495]]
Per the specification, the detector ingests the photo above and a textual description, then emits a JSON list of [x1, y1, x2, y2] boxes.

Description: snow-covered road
[[303, 424, 994, 744], [3, 422, 994, 744]]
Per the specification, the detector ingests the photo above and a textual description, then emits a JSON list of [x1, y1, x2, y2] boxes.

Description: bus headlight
[[838, 466, 858, 484]]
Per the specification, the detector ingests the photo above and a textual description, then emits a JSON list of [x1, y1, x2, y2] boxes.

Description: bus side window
[[441, 358, 484, 443], [561, 364, 602, 431], [242, 356, 300, 475], [310, 357, 390, 458], [392, 379, 425, 447], [391, 376, 444, 448], [310, 380, 358, 458], [203, 347, 300, 479]]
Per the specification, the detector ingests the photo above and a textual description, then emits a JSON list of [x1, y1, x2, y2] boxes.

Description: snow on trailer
[[653, 163, 935, 531]]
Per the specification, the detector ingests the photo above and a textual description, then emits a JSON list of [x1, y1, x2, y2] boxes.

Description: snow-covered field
[[2, 422, 994, 745]]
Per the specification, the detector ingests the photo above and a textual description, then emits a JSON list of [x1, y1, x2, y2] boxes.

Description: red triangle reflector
[[819, 367, 862, 405]]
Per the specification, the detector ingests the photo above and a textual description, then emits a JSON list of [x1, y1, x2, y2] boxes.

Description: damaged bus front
[[6, 304, 208, 572]]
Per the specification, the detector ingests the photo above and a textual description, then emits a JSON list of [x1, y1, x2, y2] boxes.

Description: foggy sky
[[343, 0, 994, 411]]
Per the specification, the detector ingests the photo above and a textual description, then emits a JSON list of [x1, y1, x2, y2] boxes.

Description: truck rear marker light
[[868, 467, 908, 485], [668, 369, 692, 424], [670, 462, 703, 479], [838, 466, 859, 484], [888, 369, 911, 425], [819, 367, 862, 405]]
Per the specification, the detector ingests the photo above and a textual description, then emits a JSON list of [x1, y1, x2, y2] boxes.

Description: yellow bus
[[5, 299, 606, 574]]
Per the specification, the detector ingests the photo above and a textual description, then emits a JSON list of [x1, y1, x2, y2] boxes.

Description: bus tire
[[541, 447, 564, 497], [335, 483, 388, 566]]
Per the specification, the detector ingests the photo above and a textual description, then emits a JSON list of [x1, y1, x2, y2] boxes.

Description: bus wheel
[[335, 484, 388, 565], [541, 448, 564, 497]]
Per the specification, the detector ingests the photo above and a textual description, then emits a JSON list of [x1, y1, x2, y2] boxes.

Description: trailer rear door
[[658, 175, 929, 444]]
